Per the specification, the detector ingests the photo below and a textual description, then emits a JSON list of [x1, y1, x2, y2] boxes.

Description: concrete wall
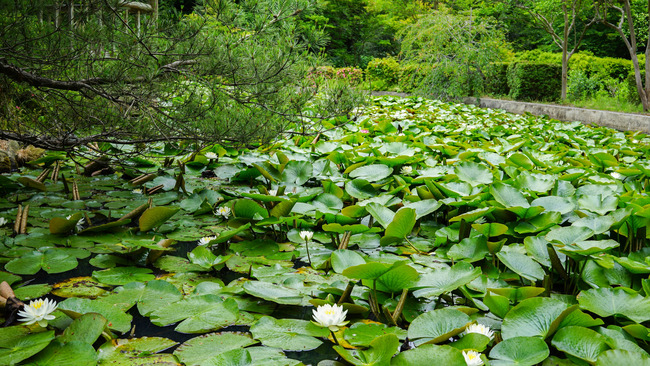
[[465, 97, 650, 134]]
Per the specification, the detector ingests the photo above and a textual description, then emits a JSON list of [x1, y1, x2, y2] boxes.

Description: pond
[[2, 96, 650, 365]]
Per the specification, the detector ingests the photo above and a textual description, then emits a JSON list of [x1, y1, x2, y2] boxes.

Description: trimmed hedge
[[507, 62, 562, 102], [484, 62, 510, 96]]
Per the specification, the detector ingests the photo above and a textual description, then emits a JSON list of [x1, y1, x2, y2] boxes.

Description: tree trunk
[[561, 50, 568, 101]]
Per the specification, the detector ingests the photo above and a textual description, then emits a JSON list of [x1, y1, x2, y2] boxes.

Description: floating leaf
[[577, 287, 650, 323], [552, 326, 610, 363], [489, 336, 550, 366], [174, 332, 257, 366], [250, 316, 328, 351], [408, 308, 471, 345], [139, 206, 180, 232], [381, 208, 416, 245], [501, 297, 576, 340]]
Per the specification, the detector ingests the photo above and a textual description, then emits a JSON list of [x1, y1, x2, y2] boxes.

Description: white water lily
[[312, 304, 348, 331], [400, 166, 413, 175], [0, 217, 7, 226], [463, 323, 495, 340], [299, 230, 313, 242], [198, 235, 217, 246], [215, 206, 231, 218], [75, 218, 85, 231], [132, 188, 143, 194], [268, 189, 277, 196], [462, 350, 484, 366], [205, 152, 218, 159], [17, 298, 58, 327]]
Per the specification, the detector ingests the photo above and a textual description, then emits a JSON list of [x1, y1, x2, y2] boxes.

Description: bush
[[366, 57, 400, 87], [484, 62, 510, 96], [507, 62, 561, 102], [398, 63, 431, 93], [307, 66, 363, 86], [333, 67, 364, 85], [626, 71, 645, 104], [567, 69, 601, 101]]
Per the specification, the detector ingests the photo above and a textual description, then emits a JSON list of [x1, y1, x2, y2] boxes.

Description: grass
[[567, 94, 646, 114]]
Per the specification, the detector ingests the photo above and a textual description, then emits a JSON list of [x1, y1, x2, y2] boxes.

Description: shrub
[[567, 69, 601, 101], [398, 63, 431, 93], [484, 62, 510, 96], [626, 71, 645, 104], [507, 62, 561, 102], [333, 67, 364, 85], [366, 57, 400, 87]]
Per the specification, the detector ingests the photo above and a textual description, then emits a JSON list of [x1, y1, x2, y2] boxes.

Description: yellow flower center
[[468, 354, 476, 360], [325, 310, 335, 315], [33, 301, 43, 309]]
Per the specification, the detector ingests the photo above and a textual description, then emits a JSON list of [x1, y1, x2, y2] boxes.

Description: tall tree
[[511, 0, 596, 101], [595, 0, 650, 110], [0, 0, 358, 153], [399, 7, 507, 99]]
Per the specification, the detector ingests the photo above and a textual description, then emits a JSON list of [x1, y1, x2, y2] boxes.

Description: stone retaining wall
[[464, 97, 650, 134]]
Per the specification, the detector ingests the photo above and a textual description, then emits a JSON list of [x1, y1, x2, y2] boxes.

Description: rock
[[0, 140, 19, 172], [16, 145, 45, 165], [0, 141, 45, 172]]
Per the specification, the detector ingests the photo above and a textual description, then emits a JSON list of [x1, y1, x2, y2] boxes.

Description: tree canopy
[[0, 0, 361, 152]]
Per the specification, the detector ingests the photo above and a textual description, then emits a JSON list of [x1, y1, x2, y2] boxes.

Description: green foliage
[[366, 57, 401, 88], [484, 62, 511, 96], [507, 62, 562, 102], [399, 9, 508, 99], [567, 69, 601, 101], [0, 0, 362, 151], [398, 63, 432, 93]]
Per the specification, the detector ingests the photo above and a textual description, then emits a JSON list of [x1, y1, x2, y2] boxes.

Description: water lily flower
[[76, 218, 85, 232], [312, 304, 348, 331], [360, 129, 369, 133], [462, 350, 484, 366], [0, 217, 7, 226], [205, 152, 218, 159], [132, 188, 143, 194], [400, 166, 413, 175], [198, 236, 217, 246], [268, 189, 277, 196], [17, 298, 57, 327], [215, 206, 231, 218], [463, 323, 495, 340], [299, 230, 313, 242]]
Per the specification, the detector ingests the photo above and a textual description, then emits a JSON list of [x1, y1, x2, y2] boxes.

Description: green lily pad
[[92, 267, 155, 286], [381, 208, 416, 245], [250, 316, 328, 351], [413, 262, 482, 298], [97, 337, 178, 365], [334, 334, 399, 366], [174, 332, 258, 366], [139, 206, 180, 232], [501, 297, 576, 340], [577, 287, 650, 323], [243, 281, 310, 306], [0, 328, 54, 365], [58, 297, 133, 333], [52, 276, 108, 298], [4, 248, 78, 275], [349, 164, 392, 182], [489, 336, 550, 366], [596, 349, 650, 366], [552, 326, 610, 363], [391, 344, 466, 365], [407, 308, 471, 345]]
